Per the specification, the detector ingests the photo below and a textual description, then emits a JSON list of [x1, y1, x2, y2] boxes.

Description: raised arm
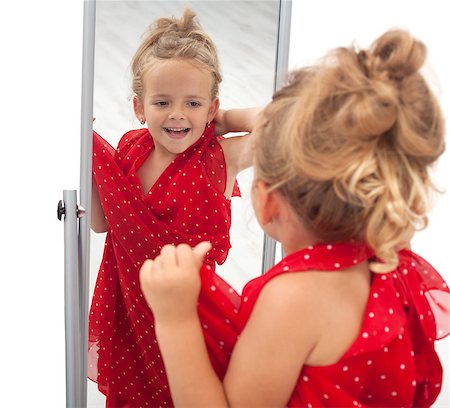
[[214, 107, 261, 136], [215, 107, 263, 197]]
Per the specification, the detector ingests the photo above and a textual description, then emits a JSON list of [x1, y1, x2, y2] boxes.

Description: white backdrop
[[1, 0, 448, 407]]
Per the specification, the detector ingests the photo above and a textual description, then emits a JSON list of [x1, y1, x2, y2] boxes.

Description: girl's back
[[234, 243, 446, 407]]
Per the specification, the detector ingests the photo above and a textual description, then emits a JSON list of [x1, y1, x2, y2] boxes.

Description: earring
[[140, 119, 146, 125]]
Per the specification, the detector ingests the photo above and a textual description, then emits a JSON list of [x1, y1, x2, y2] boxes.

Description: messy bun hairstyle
[[255, 30, 445, 272], [131, 8, 221, 100]]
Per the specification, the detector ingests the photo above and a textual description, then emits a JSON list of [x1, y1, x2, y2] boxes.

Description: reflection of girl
[[140, 29, 450, 407], [89, 9, 259, 407]]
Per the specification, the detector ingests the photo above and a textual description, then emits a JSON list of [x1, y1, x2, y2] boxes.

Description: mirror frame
[[66, 0, 292, 405]]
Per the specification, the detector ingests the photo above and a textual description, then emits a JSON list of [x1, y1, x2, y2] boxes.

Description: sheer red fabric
[[88, 125, 240, 407], [89, 125, 449, 407], [239, 243, 450, 407]]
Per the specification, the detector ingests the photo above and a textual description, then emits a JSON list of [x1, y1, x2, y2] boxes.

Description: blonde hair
[[131, 8, 221, 101], [255, 29, 445, 272]]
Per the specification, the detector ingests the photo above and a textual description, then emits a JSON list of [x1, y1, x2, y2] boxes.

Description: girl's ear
[[208, 97, 220, 122], [255, 180, 280, 226], [133, 96, 144, 120]]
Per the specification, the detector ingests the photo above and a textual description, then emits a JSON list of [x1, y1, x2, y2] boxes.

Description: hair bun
[[370, 29, 426, 82]]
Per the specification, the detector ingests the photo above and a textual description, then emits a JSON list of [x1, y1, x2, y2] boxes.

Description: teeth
[[166, 127, 188, 131]]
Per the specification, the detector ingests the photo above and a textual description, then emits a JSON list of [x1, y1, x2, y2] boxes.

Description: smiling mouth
[[164, 127, 191, 139]]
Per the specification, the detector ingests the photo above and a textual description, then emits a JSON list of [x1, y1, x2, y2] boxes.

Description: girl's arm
[[216, 107, 263, 197], [223, 276, 318, 407], [214, 107, 261, 136], [216, 107, 262, 173], [155, 316, 230, 406], [91, 181, 108, 233], [140, 243, 318, 407], [139, 243, 228, 406]]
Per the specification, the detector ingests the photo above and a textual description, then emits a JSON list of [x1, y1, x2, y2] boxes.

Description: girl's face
[[134, 58, 219, 157]]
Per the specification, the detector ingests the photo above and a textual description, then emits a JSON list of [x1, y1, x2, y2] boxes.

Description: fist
[[139, 242, 212, 323]]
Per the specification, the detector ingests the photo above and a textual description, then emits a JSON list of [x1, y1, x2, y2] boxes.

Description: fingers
[[141, 259, 154, 273], [193, 242, 212, 262], [140, 259, 154, 276], [176, 243, 196, 268], [155, 242, 211, 268], [139, 259, 154, 290], [174, 242, 211, 269], [143, 242, 211, 279], [159, 244, 177, 269]]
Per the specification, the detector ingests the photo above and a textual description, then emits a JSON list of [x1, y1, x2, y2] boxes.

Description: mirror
[[88, 1, 284, 405]]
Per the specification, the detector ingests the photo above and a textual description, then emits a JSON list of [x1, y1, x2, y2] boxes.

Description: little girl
[[89, 9, 259, 407], [140, 29, 450, 407]]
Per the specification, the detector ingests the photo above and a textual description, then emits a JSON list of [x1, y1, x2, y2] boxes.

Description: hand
[[139, 242, 212, 323]]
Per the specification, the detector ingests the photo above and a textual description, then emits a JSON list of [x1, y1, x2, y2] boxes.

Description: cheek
[[145, 107, 164, 121], [196, 109, 209, 120], [251, 192, 265, 230]]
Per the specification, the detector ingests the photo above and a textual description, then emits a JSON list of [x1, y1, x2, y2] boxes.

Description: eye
[[154, 101, 168, 107], [188, 101, 201, 107]]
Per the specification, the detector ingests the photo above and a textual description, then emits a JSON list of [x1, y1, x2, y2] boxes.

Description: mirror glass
[[89, 0, 281, 404]]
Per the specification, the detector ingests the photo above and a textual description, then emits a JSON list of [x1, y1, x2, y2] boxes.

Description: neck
[[272, 204, 320, 256], [153, 144, 178, 164], [282, 237, 320, 256]]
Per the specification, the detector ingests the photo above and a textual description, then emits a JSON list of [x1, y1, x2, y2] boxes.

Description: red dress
[[239, 243, 450, 407], [89, 125, 240, 407], [90, 125, 449, 407]]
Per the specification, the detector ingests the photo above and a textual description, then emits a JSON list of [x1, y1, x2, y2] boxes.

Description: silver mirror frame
[[65, 1, 291, 406], [262, 0, 292, 273]]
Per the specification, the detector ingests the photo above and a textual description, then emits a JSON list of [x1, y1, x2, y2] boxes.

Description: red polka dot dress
[[239, 243, 450, 407], [89, 125, 240, 407]]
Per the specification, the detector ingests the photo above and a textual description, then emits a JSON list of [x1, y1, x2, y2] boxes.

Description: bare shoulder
[[261, 265, 370, 302], [258, 266, 371, 365], [249, 271, 327, 354], [253, 271, 336, 325], [257, 271, 324, 314]]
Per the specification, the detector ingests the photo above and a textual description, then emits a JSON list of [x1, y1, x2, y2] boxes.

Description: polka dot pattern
[[238, 243, 450, 407], [89, 127, 240, 406], [91, 131, 450, 408]]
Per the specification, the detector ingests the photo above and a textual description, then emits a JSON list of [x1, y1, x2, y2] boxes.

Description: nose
[[168, 104, 186, 120]]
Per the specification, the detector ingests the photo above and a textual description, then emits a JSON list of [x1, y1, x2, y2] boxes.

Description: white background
[[1, 0, 448, 407]]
